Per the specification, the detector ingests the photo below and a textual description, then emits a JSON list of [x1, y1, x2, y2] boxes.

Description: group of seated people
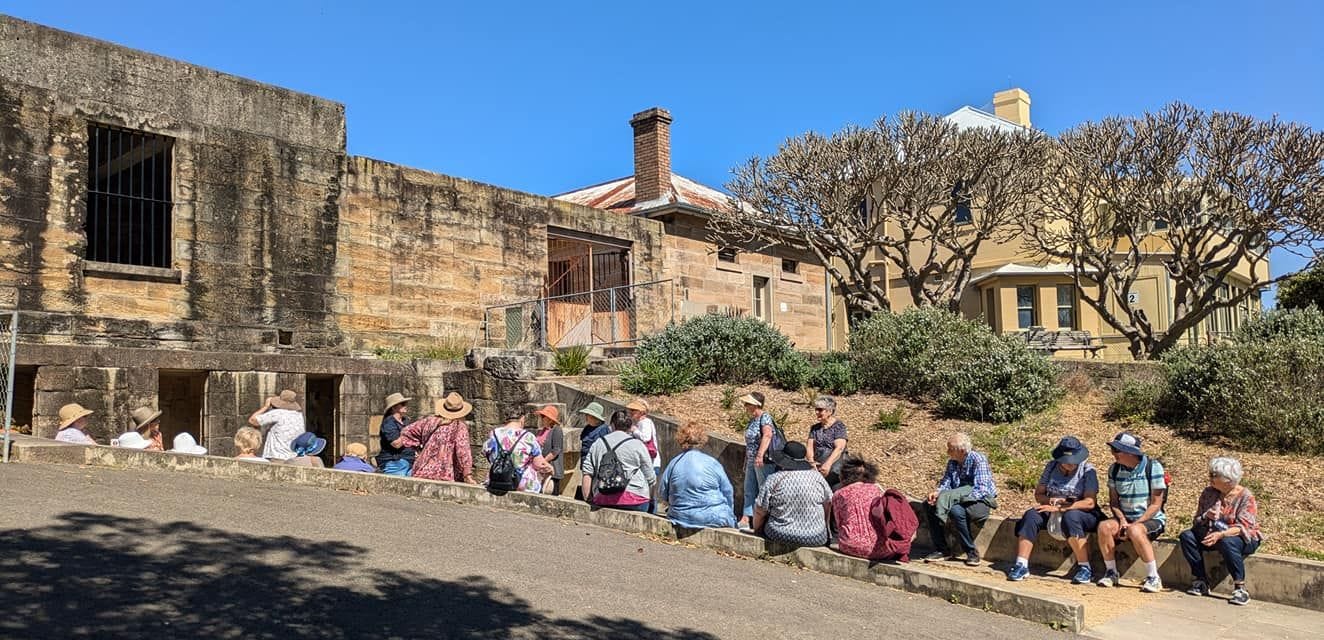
[[55, 388, 1265, 606]]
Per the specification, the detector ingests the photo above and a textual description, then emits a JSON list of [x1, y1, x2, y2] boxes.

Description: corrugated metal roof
[[554, 173, 742, 215]]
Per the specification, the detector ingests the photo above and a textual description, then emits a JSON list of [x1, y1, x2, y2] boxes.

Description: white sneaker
[[1141, 576, 1163, 593], [1096, 569, 1120, 587]]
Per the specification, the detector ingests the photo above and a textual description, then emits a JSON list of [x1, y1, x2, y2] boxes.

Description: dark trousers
[[925, 500, 991, 554], [1180, 527, 1260, 583], [1015, 508, 1100, 541]]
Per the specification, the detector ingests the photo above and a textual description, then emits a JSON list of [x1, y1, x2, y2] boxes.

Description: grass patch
[[1283, 546, 1324, 562], [374, 334, 471, 362], [974, 410, 1057, 492], [1241, 477, 1273, 504], [553, 345, 590, 376], [720, 385, 737, 411], [871, 405, 907, 432]]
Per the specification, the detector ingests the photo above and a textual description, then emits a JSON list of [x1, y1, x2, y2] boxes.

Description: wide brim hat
[[130, 406, 163, 431], [738, 394, 763, 407], [58, 403, 94, 429], [625, 399, 649, 412], [383, 392, 412, 414], [771, 441, 814, 472], [578, 402, 606, 423], [435, 392, 473, 421], [111, 431, 152, 449], [1108, 432, 1144, 457], [534, 405, 561, 425], [269, 390, 302, 412], [345, 442, 369, 458], [1052, 436, 1089, 465], [169, 432, 208, 455], [292, 432, 327, 457]]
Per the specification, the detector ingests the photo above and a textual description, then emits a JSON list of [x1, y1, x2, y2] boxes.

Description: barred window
[[86, 124, 174, 268]]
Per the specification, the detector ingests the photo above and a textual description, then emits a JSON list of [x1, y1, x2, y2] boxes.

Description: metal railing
[[483, 279, 675, 350], [2, 310, 18, 463]]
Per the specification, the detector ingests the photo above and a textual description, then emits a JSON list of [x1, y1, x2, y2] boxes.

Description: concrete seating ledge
[[8, 435, 1082, 632]]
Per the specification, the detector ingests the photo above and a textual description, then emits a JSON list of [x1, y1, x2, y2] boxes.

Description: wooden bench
[[1022, 327, 1106, 358]]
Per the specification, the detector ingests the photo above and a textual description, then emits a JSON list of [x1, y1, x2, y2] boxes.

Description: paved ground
[[0, 464, 1074, 639]]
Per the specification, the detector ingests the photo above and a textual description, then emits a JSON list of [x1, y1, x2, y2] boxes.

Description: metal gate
[[1, 310, 18, 463]]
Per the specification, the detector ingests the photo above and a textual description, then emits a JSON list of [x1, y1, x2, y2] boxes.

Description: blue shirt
[[744, 412, 775, 465], [937, 450, 998, 502], [333, 457, 374, 473], [580, 423, 610, 457], [659, 449, 736, 529], [377, 415, 414, 464]]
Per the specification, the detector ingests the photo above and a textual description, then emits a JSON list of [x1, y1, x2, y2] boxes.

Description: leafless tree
[[712, 113, 1049, 313], [1025, 102, 1324, 359]]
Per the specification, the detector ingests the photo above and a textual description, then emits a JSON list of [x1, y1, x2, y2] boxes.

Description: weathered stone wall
[[662, 214, 830, 350], [337, 157, 667, 352], [32, 366, 156, 442], [0, 16, 347, 354]]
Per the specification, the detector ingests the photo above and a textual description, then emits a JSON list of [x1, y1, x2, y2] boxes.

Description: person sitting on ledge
[[110, 431, 153, 450], [54, 403, 97, 445], [377, 392, 414, 477], [1180, 457, 1262, 606], [830, 457, 887, 560], [753, 441, 833, 548], [581, 410, 655, 511], [333, 442, 374, 473], [169, 432, 208, 455], [233, 427, 268, 463], [923, 432, 998, 566], [130, 406, 165, 451], [1096, 431, 1167, 592], [284, 432, 327, 467], [657, 421, 736, 530], [1007, 436, 1102, 583]]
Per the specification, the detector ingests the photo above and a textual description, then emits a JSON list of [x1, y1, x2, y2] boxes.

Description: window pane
[[1018, 310, 1033, 329], [1058, 308, 1074, 330], [1056, 285, 1074, 306], [1017, 286, 1035, 307]]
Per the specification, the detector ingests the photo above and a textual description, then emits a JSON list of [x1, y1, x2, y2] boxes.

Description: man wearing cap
[[377, 392, 414, 477], [54, 403, 97, 444], [334, 442, 375, 473], [575, 402, 609, 501], [923, 433, 999, 566], [1096, 431, 1167, 592], [247, 390, 306, 461], [1007, 436, 1102, 583]]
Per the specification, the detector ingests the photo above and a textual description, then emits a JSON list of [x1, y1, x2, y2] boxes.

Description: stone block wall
[[33, 365, 156, 442]]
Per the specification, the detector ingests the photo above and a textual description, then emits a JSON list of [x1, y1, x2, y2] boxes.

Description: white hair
[[948, 433, 972, 453], [813, 396, 837, 412], [1209, 457, 1243, 484]]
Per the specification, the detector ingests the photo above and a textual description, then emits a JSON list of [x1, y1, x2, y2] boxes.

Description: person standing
[[533, 405, 565, 494], [376, 392, 414, 477], [248, 390, 305, 461], [395, 393, 475, 483], [737, 392, 779, 533], [581, 410, 655, 511]]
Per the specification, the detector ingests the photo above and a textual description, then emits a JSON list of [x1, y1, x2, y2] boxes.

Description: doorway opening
[[305, 375, 341, 466], [10, 366, 36, 433], [158, 370, 207, 450]]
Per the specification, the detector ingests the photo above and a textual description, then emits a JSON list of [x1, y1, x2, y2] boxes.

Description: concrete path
[[0, 464, 1072, 639]]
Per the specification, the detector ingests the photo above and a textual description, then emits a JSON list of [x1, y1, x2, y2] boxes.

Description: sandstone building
[[0, 16, 833, 455]]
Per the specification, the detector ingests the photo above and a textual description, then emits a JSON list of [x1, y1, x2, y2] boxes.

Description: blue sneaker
[[1006, 564, 1029, 581], [1071, 564, 1093, 585]]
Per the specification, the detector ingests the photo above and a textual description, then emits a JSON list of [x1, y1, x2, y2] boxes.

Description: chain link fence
[[2, 310, 18, 463], [483, 279, 675, 351]]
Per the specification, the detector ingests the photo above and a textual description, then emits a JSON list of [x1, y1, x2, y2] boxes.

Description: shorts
[[1130, 518, 1165, 540]]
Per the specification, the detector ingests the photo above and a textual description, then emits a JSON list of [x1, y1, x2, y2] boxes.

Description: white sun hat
[[110, 431, 152, 449], [169, 432, 208, 455]]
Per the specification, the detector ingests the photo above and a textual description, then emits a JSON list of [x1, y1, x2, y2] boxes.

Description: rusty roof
[[554, 173, 743, 216]]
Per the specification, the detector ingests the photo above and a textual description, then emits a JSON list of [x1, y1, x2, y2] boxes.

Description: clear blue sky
[[6, 1, 1323, 293]]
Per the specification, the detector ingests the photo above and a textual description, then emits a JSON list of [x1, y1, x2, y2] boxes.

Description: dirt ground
[[641, 384, 1323, 560]]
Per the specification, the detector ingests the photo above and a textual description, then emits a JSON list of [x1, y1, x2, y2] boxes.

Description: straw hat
[[169, 432, 208, 455], [534, 405, 560, 425], [130, 406, 163, 431], [111, 431, 152, 450], [58, 403, 94, 429], [345, 442, 369, 459], [434, 392, 473, 421], [625, 399, 649, 412], [383, 392, 412, 414], [268, 390, 302, 412]]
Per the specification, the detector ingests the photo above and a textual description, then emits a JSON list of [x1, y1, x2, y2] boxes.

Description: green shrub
[[871, 405, 906, 431], [810, 352, 860, 395], [374, 333, 471, 362], [1104, 380, 1165, 422], [1233, 306, 1324, 344], [634, 314, 794, 385], [619, 355, 699, 395], [552, 345, 591, 376], [1160, 338, 1324, 454], [720, 385, 738, 410], [768, 351, 813, 390], [849, 308, 1059, 422], [1276, 265, 1324, 311]]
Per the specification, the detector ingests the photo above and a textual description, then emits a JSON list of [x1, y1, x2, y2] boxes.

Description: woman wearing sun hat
[[284, 432, 327, 467], [247, 389, 306, 461], [169, 432, 208, 455], [110, 430, 153, 449], [394, 392, 476, 483], [333, 442, 374, 472], [129, 406, 165, 451], [1006, 436, 1102, 584], [54, 403, 97, 444], [533, 405, 565, 494], [377, 392, 414, 477]]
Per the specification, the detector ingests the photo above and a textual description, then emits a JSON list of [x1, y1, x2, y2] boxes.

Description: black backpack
[[488, 430, 530, 493], [593, 436, 634, 495]]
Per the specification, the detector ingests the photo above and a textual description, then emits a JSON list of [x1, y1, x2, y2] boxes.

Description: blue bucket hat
[[1107, 431, 1144, 457], [1051, 436, 1089, 465], [292, 432, 327, 457]]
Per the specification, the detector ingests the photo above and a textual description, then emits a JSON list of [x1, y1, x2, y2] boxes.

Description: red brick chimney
[[630, 107, 672, 205]]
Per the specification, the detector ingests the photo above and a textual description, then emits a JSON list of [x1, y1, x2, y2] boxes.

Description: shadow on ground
[[0, 511, 718, 639]]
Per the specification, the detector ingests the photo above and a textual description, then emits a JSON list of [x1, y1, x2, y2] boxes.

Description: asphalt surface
[[0, 464, 1077, 639]]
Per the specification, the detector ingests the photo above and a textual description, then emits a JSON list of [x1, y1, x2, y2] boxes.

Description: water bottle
[[1212, 520, 1229, 532]]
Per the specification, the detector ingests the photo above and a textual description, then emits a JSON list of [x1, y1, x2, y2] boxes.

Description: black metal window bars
[[85, 124, 174, 268]]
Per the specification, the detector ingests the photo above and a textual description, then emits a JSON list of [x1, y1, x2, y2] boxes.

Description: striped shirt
[[1107, 456, 1166, 524]]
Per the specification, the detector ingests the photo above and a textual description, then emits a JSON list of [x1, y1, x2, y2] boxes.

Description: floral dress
[[399, 417, 473, 482], [483, 426, 544, 493]]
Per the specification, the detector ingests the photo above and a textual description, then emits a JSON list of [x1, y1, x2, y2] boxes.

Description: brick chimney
[[992, 88, 1031, 127], [630, 107, 673, 204]]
